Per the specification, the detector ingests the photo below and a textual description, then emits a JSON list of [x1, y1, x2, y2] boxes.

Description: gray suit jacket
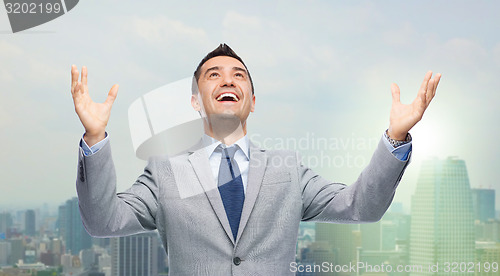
[[76, 138, 410, 275]]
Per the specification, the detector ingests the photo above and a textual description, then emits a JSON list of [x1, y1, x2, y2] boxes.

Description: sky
[[0, 0, 499, 212]]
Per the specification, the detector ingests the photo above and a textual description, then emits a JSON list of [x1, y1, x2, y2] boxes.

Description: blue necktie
[[217, 145, 245, 241]]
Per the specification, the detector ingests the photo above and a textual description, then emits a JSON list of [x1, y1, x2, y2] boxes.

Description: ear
[[191, 94, 201, 111], [250, 94, 256, 112]]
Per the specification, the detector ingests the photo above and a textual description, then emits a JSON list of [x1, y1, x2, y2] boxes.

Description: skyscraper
[[410, 157, 475, 275], [0, 241, 11, 265], [471, 189, 495, 222], [360, 216, 408, 252], [9, 238, 24, 265], [24, 210, 36, 236], [57, 204, 66, 239], [110, 232, 158, 276], [0, 212, 13, 236], [60, 197, 92, 255]]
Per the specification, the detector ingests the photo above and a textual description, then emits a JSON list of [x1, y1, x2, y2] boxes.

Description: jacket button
[[233, 257, 241, 266]]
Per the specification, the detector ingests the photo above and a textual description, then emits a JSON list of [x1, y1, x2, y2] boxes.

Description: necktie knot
[[218, 145, 238, 160]]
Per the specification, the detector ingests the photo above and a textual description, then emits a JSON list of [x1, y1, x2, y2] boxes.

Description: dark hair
[[193, 43, 254, 94]]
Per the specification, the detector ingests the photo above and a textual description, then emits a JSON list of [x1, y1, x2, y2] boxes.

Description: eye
[[235, 72, 245, 78], [209, 72, 220, 78]]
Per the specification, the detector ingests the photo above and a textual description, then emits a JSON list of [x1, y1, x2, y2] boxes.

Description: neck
[[203, 116, 247, 146]]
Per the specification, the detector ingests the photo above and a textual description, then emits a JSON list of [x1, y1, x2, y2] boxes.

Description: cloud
[[0, 40, 65, 87], [223, 11, 263, 31], [127, 16, 210, 47], [493, 42, 500, 67], [439, 38, 488, 67], [0, 40, 23, 56], [0, 41, 23, 82], [382, 22, 417, 47]]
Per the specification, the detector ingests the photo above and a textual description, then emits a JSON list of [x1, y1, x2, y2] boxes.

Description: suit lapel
[[236, 143, 267, 242], [188, 147, 236, 244]]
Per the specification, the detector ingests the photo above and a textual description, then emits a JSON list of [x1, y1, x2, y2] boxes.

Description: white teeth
[[216, 93, 239, 102]]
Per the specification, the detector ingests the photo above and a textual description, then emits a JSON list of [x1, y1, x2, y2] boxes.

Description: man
[[71, 44, 440, 275]]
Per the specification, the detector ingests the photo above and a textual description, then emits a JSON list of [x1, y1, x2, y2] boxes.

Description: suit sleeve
[[76, 139, 159, 237], [300, 137, 410, 223]]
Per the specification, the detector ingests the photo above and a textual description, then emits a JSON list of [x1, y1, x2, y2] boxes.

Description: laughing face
[[191, 56, 255, 137]]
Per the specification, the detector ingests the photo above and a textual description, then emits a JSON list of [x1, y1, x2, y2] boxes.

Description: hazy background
[[0, 0, 498, 212]]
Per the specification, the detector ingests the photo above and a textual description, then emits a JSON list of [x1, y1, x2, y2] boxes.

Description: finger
[[75, 82, 83, 95], [427, 73, 441, 105], [418, 70, 433, 94], [413, 89, 427, 116], [417, 82, 426, 108], [391, 83, 401, 104], [105, 84, 119, 106], [426, 79, 435, 105], [81, 66, 88, 87], [71, 65, 79, 94], [432, 73, 441, 98], [72, 82, 82, 101]]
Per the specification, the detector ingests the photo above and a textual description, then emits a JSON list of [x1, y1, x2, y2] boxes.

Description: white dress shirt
[[201, 134, 250, 194]]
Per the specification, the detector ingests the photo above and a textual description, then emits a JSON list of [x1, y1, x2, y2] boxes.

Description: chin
[[206, 113, 242, 137], [208, 112, 239, 121]]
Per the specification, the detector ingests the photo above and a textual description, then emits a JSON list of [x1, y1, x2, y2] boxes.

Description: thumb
[[105, 84, 119, 106], [391, 83, 400, 104]]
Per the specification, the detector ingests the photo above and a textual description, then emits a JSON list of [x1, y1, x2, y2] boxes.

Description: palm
[[74, 93, 112, 133], [71, 65, 118, 138], [389, 71, 441, 140]]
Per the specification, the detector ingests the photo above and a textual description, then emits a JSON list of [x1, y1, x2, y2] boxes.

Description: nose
[[220, 73, 235, 87]]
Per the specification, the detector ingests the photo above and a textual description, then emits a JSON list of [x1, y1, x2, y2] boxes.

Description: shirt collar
[[202, 134, 250, 160]]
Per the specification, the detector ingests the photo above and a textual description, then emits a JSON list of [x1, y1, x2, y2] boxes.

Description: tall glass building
[[410, 157, 475, 275], [110, 232, 158, 276], [59, 197, 92, 255], [24, 209, 36, 237], [471, 189, 495, 222]]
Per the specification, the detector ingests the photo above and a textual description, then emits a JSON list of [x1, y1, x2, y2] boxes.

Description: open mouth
[[216, 92, 239, 102]]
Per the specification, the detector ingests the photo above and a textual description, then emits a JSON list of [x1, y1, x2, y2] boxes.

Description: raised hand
[[71, 65, 119, 147], [388, 71, 441, 140]]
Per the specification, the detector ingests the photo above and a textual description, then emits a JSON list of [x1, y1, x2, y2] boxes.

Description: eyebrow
[[232, 67, 247, 74], [203, 66, 248, 77]]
